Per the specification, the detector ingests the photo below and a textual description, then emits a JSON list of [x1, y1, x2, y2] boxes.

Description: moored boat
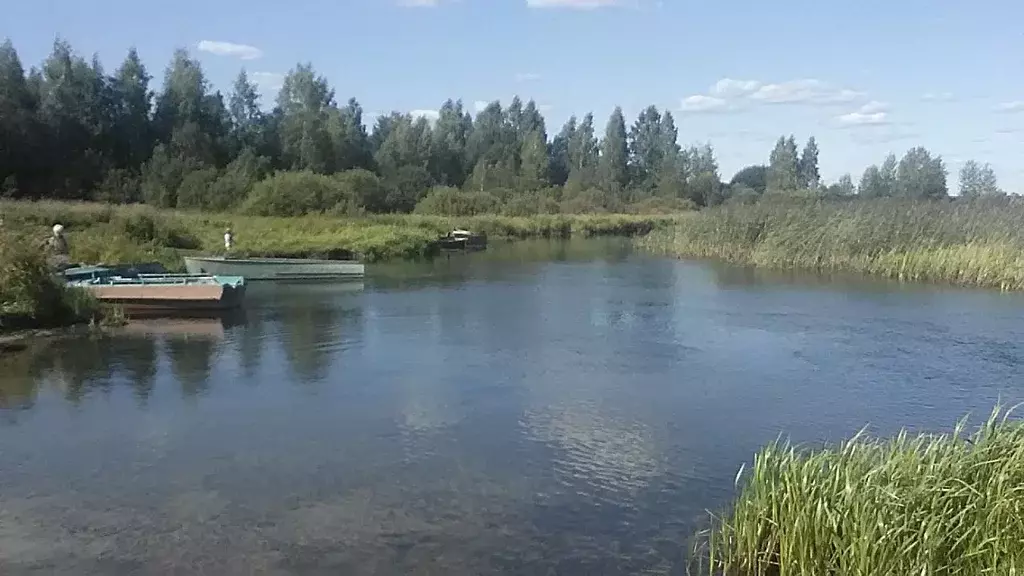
[[67, 274, 246, 313], [183, 256, 365, 281], [438, 229, 487, 251]]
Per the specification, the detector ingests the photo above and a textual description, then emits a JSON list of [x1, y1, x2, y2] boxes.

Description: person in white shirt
[[224, 228, 234, 252]]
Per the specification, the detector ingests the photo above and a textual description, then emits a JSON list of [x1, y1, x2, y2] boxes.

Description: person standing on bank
[[224, 227, 234, 253], [45, 223, 71, 269]]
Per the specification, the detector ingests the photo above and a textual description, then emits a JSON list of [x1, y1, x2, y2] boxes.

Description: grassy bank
[[639, 197, 1024, 290], [0, 231, 107, 333], [0, 201, 678, 270], [695, 406, 1024, 575]]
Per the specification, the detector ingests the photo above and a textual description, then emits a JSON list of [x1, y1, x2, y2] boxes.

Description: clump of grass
[[640, 196, 1024, 290], [695, 404, 1024, 575], [0, 230, 104, 331]]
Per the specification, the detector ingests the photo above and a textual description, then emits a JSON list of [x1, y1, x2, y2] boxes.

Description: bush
[[0, 232, 101, 329], [94, 169, 142, 203], [175, 168, 222, 210], [559, 188, 622, 214], [626, 195, 697, 214], [242, 171, 364, 216], [502, 193, 561, 216], [413, 187, 501, 216]]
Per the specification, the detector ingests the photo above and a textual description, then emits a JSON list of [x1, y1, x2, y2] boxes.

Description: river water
[[2, 239, 1024, 575]]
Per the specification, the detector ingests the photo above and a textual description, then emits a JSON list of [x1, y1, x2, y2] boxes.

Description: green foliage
[[242, 170, 362, 216], [413, 186, 501, 216], [695, 405, 1024, 575], [0, 230, 102, 330], [959, 160, 1003, 198], [729, 165, 767, 194]]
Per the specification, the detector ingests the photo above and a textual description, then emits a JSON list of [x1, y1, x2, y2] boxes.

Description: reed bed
[[639, 197, 1024, 290], [695, 405, 1024, 576]]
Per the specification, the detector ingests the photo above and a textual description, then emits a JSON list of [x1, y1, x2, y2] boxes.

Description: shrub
[[413, 187, 501, 216], [242, 171, 364, 216]]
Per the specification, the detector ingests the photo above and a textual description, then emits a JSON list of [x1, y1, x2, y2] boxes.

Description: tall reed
[[640, 197, 1024, 290], [696, 405, 1024, 575]]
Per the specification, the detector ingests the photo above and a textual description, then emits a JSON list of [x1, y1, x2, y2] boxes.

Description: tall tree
[[598, 106, 629, 195], [627, 105, 664, 191], [766, 135, 800, 192], [958, 160, 1002, 198], [880, 153, 898, 197], [858, 165, 888, 198], [548, 116, 576, 186], [109, 47, 152, 171], [896, 146, 947, 199], [328, 97, 373, 171], [429, 99, 472, 186], [798, 136, 820, 189], [276, 63, 335, 173], [566, 112, 598, 190], [0, 39, 41, 197], [228, 69, 265, 155], [518, 129, 550, 191]]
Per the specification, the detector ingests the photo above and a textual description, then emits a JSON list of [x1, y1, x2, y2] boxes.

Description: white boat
[[183, 256, 365, 281]]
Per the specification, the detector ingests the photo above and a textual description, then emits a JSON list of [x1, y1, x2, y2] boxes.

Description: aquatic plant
[[695, 404, 1024, 575], [640, 196, 1024, 290]]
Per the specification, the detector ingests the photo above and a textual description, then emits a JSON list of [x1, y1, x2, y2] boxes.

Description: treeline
[[0, 39, 710, 216], [0, 39, 1008, 218]]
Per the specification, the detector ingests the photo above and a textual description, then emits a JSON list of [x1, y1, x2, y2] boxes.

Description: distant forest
[[0, 39, 1008, 217]]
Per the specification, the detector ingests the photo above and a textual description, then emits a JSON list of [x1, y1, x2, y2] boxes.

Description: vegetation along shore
[[694, 405, 1024, 575]]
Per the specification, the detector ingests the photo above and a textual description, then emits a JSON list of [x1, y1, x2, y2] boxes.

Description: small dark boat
[[438, 229, 487, 251]]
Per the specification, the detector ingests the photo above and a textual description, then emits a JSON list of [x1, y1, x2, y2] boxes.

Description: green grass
[[695, 405, 1024, 575], [0, 230, 107, 332], [639, 197, 1024, 290], [0, 201, 678, 271]]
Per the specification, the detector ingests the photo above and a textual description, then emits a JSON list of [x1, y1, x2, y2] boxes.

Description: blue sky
[[8, 0, 1024, 191]]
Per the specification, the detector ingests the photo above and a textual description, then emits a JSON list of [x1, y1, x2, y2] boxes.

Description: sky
[[7, 0, 1024, 191]]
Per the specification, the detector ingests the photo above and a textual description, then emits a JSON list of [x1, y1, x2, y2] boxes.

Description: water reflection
[[2, 239, 1024, 575]]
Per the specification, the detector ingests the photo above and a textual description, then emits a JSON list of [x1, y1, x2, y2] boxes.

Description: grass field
[[639, 197, 1024, 290], [695, 405, 1024, 575]]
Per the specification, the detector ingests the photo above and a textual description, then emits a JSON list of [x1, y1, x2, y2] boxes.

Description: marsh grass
[[0, 230, 104, 331], [640, 197, 1024, 290], [695, 405, 1024, 576], [0, 201, 676, 269]]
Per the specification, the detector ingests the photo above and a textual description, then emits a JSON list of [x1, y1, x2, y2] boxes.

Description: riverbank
[[0, 201, 678, 270], [0, 231, 111, 336], [696, 406, 1024, 575], [639, 197, 1024, 290]]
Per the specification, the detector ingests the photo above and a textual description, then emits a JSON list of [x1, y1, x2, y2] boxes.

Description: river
[[2, 238, 1023, 575]]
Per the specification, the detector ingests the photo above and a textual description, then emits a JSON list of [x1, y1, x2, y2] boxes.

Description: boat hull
[[184, 257, 365, 281], [71, 275, 246, 314]]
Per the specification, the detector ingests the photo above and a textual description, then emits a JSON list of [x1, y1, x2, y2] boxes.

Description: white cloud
[[410, 109, 440, 122], [710, 78, 761, 97], [995, 101, 1024, 113], [679, 94, 728, 113], [922, 91, 954, 102], [837, 111, 888, 126], [857, 100, 889, 114], [196, 40, 263, 60], [515, 72, 542, 82], [749, 79, 863, 105], [527, 0, 625, 8], [474, 100, 490, 113], [251, 72, 284, 92]]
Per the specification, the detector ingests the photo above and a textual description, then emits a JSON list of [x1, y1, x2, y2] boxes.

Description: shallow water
[[2, 238, 1024, 575]]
